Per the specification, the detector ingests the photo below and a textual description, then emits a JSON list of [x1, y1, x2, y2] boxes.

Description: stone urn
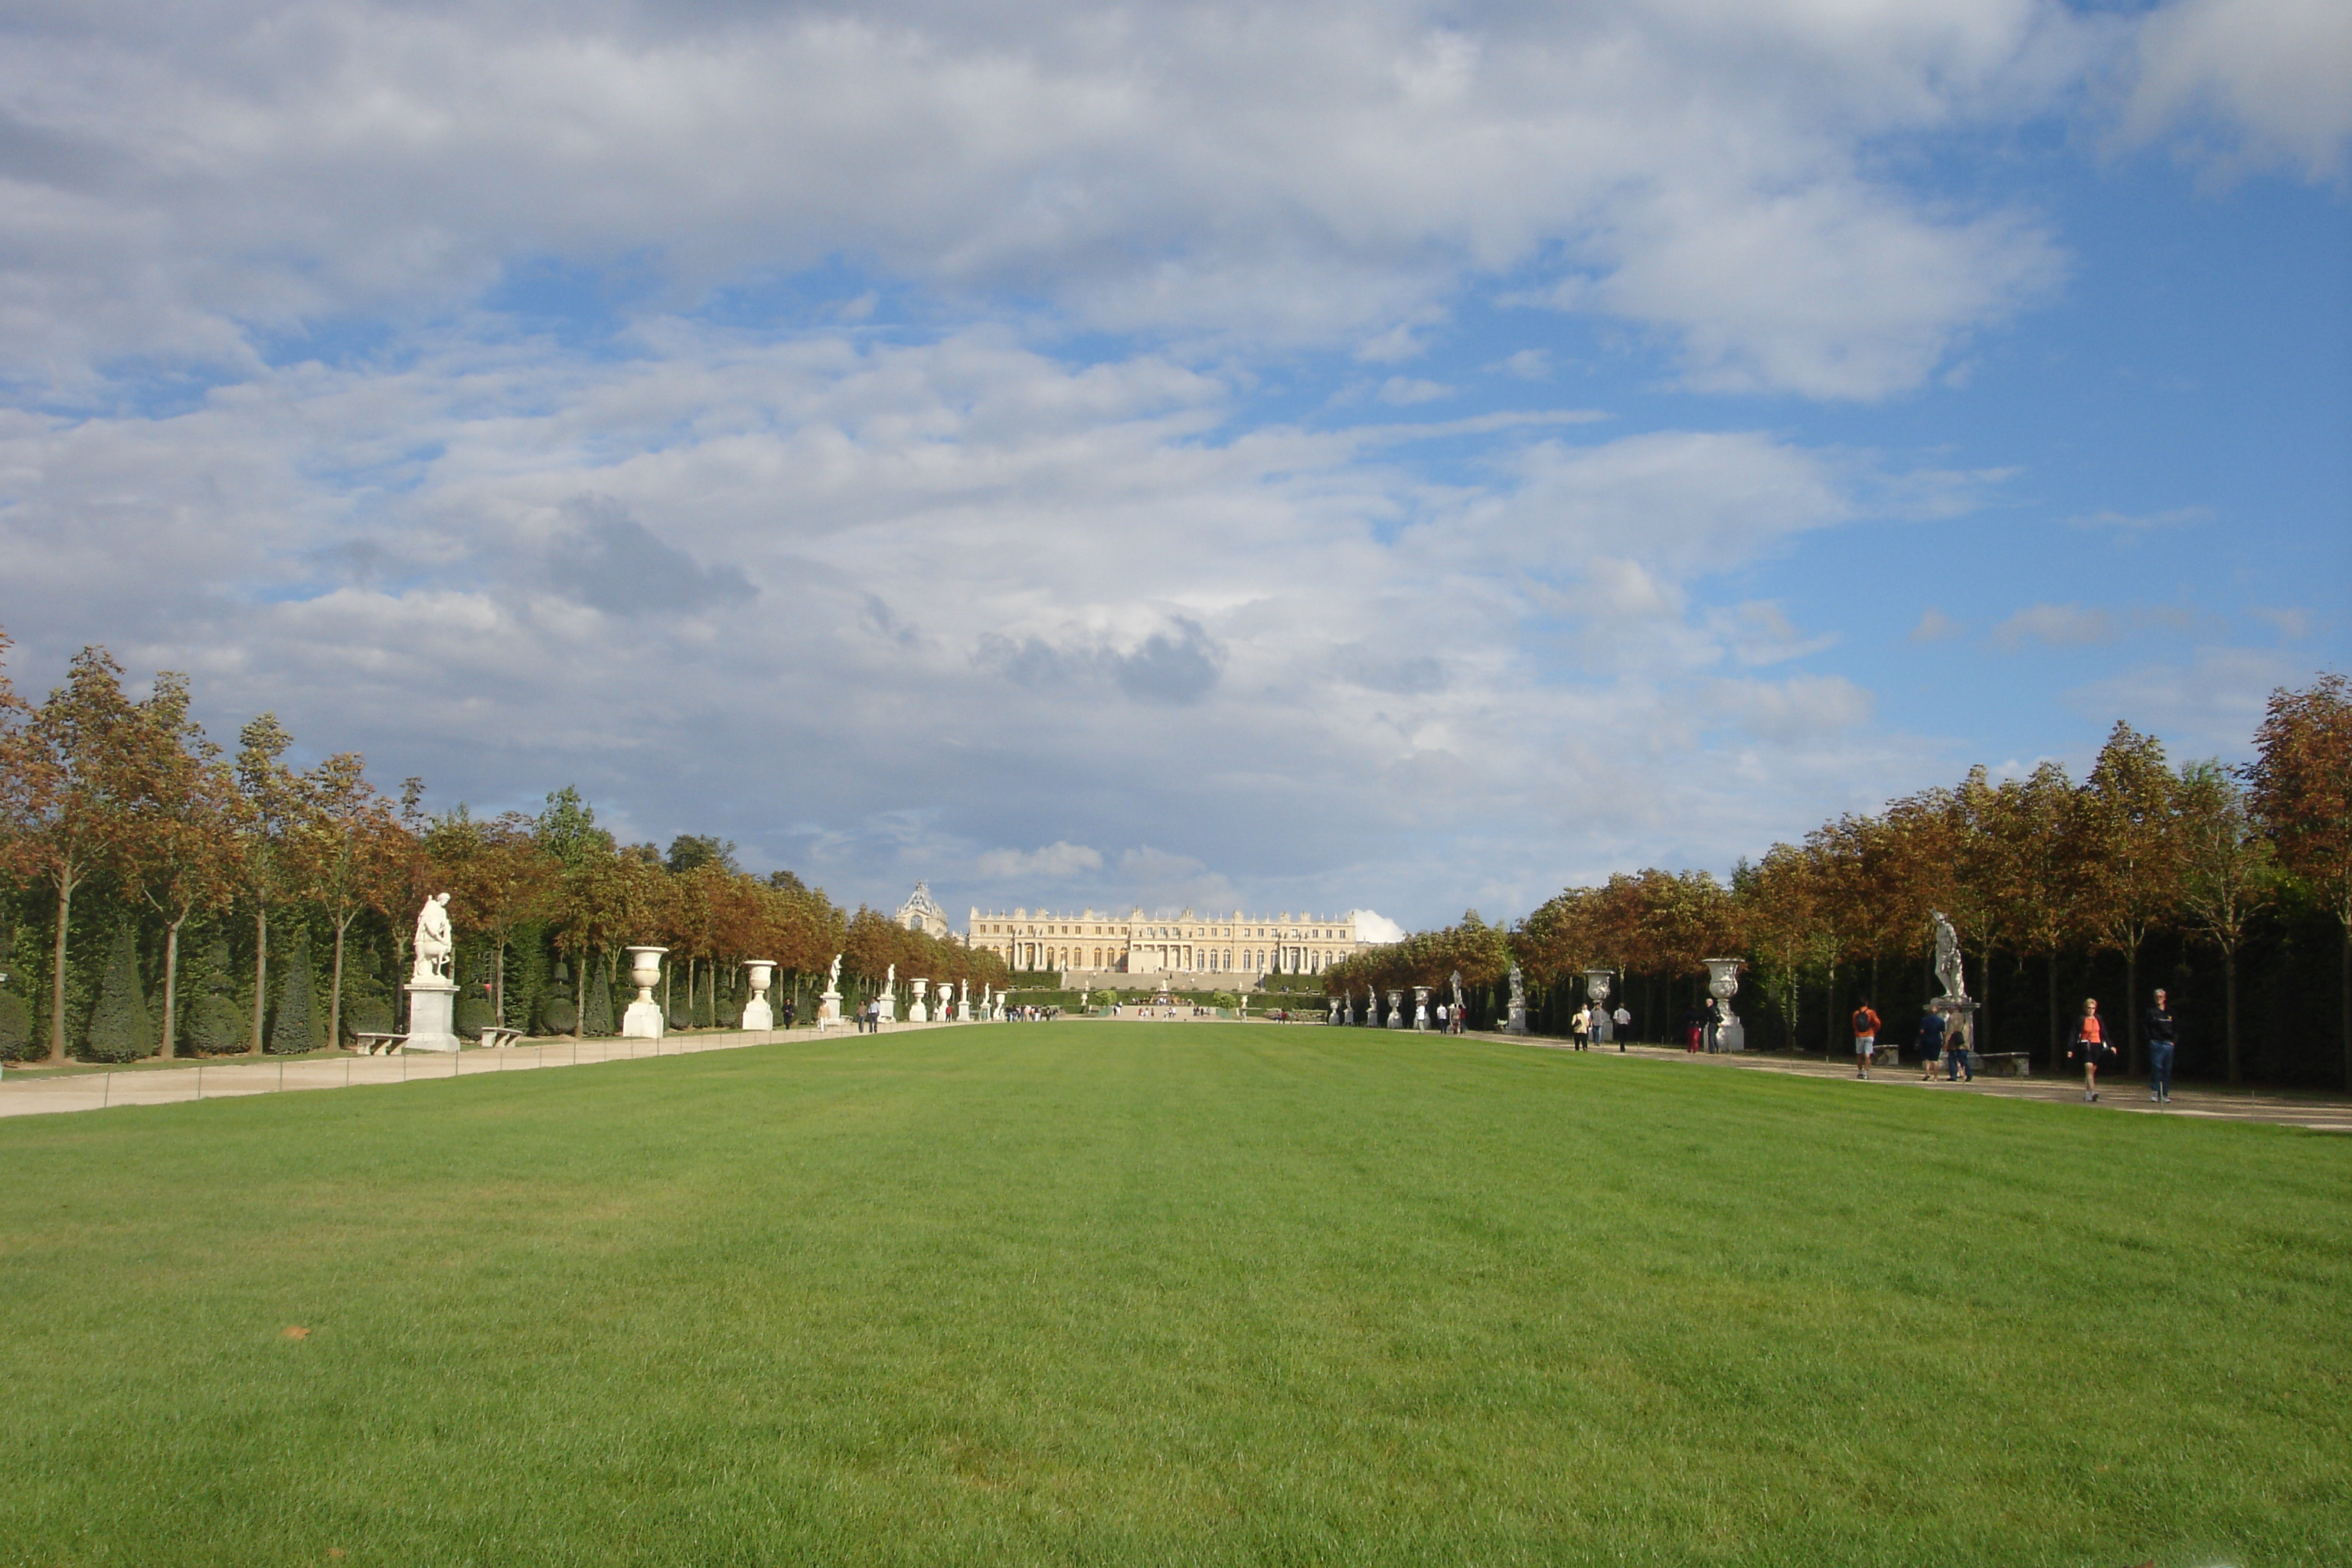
[[1703, 958, 1745, 1052], [908, 978, 929, 1023], [621, 946, 668, 1039], [741, 959, 776, 1031], [1386, 988, 1405, 1029], [1412, 985, 1432, 1031], [1584, 969, 1615, 1044]]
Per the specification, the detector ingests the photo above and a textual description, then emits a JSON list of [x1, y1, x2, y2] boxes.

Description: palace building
[[963, 905, 1370, 983]]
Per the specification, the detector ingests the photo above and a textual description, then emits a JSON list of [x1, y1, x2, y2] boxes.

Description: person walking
[[1916, 1007, 1946, 1082], [1614, 1003, 1632, 1050], [1943, 1017, 1972, 1083], [1571, 1004, 1591, 1050], [2145, 988, 2177, 1103], [1851, 998, 1881, 1079], [2068, 999, 2112, 1100]]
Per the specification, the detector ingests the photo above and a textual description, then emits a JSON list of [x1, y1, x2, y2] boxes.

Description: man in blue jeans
[[2146, 988, 2177, 1103]]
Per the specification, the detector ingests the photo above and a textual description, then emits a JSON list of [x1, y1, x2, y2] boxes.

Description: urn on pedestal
[[741, 959, 776, 1031], [1583, 969, 1615, 1044], [1412, 985, 1432, 1031], [908, 978, 929, 1023], [1703, 958, 1745, 1052], [1386, 988, 1405, 1029], [620, 946, 668, 1039]]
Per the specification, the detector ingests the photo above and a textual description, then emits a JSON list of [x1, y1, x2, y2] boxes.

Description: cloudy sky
[[2, 0, 2345, 929]]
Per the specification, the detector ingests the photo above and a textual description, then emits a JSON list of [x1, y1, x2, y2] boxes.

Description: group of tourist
[[1568, 1003, 1631, 1050], [1841, 990, 2180, 1103]]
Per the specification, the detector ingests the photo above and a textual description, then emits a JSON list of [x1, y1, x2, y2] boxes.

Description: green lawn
[[2, 1024, 2346, 1566]]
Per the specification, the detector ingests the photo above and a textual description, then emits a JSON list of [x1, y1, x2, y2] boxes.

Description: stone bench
[[351, 1032, 408, 1055], [1975, 1052, 2030, 1077], [479, 1027, 524, 1049]]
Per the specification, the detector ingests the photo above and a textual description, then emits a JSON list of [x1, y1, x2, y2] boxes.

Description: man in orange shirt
[[1851, 998, 1882, 1079]]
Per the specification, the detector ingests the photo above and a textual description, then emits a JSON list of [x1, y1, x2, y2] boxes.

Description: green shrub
[[454, 994, 492, 1040], [0, 989, 33, 1060], [581, 958, 613, 1036], [539, 962, 578, 1035], [268, 927, 321, 1054], [84, 924, 153, 1062]]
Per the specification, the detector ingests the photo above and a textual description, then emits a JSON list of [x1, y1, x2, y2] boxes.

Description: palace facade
[[965, 906, 1370, 980]]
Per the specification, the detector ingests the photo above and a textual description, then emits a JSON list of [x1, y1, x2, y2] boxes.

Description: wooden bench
[[351, 1032, 408, 1056], [479, 1027, 524, 1049]]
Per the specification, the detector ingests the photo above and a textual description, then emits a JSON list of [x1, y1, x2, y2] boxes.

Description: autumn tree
[[234, 714, 299, 1056], [2246, 675, 2352, 1089], [428, 808, 560, 1027], [12, 648, 144, 1063], [2175, 759, 2277, 1086], [286, 753, 412, 1050], [116, 675, 239, 1058], [2075, 722, 2182, 1073], [1987, 761, 2082, 1064]]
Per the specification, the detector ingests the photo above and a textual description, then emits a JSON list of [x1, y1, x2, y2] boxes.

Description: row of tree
[[0, 635, 1011, 1061], [1327, 678, 2351, 1089]]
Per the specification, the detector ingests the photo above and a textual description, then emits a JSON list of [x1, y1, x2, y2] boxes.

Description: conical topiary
[[85, 923, 154, 1062], [581, 955, 613, 1036], [692, 965, 715, 1029], [539, 960, 578, 1035], [188, 938, 244, 1055], [268, 925, 321, 1054]]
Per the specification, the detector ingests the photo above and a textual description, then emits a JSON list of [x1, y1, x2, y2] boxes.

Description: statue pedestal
[[956, 998, 972, 1022], [620, 998, 664, 1039], [1717, 1011, 1746, 1052], [741, 998, 773, 1031], [818, 989, 842, 1028], [404, 980, 461, 1053]]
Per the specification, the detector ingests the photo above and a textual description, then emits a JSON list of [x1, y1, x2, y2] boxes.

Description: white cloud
[[975, 841, 1105, 880], [2119, 0, 2352, 184], [1351, 910, 1407, 944], [1991, 603, 2118, 651], [0, 0, 2109, 397], [0, 325, 1947, 924], [2071, 645, 2301, 757], [1910, 607, 1961, 642], [1377, 377, 1454, 406], [2065, 505, 2213, 530]]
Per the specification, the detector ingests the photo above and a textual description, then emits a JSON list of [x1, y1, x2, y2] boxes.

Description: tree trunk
[[249, 906, 268, 1055], [328, 913, 351, 1052], [2125, 941, 2141, 1076], [572, 946, 586, 1042], [2224, 944, 2241, 1088], [1823, 963, 1838, 1060], [2045, 950, 2060, 1072], [159, 914, 185, 1060], [47, 870, 77, 1064], [1976, 938, 1994, 1054]]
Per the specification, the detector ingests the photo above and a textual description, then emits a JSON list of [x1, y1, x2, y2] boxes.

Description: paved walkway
[[0, 1018, 971, 1119], [10, 1019, 2347, 1133], [1500, 1034, 2352, 1132]]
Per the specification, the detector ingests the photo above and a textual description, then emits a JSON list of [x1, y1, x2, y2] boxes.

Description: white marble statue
[[411, 893, 455, 983], [1931, 910, 1968, 1002], [828, 952, 843, 992]]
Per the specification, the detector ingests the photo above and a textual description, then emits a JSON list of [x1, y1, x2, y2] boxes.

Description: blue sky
[[0, 0, 2344, 929]]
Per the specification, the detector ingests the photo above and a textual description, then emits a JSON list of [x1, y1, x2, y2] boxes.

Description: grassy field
[[2, 1024, 2346, 1566]]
